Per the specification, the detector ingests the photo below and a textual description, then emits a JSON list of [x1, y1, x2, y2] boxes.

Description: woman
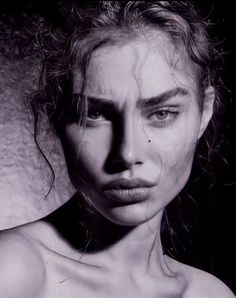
[[0, 1, 235, 297]]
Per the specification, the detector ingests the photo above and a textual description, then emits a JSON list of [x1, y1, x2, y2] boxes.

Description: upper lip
[[102, 178, 156, 190]]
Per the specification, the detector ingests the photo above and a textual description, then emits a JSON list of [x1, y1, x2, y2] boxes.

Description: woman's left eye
[[147, 108, 179, 127], [153, 110, 169, 120]]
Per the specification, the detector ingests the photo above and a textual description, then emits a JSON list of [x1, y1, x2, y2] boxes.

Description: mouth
[[102, 178, 155, 203]]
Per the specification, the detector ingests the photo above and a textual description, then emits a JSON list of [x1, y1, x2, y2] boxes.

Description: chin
[[97, 201, 164, 227]]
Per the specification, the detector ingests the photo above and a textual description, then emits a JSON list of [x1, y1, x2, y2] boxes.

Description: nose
[[114, 115, 144, 168]]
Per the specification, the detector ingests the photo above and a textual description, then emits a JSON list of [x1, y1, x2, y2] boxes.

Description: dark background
[[200, 1, 236, 293], [1, 0, 235, 293]]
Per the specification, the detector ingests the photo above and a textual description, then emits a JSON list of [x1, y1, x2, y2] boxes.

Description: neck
[[78, 204, 168, 277], [47, 197, 170, 277]]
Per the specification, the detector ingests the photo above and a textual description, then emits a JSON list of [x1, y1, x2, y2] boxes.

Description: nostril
[[106, 154, 136, 173], [104, 131, 144, 174], [112, 153, 142, 170], [105, 118, 145, 173]]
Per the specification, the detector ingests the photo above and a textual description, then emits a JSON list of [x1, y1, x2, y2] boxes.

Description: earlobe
[[198, 86, 215, 139]]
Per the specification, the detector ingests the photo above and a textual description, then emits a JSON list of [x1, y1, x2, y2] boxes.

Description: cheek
[[161, 133, 196, 168], [150, 123, 198, 187], [169, 143, 195, 185], [72, 127, 113, 176]]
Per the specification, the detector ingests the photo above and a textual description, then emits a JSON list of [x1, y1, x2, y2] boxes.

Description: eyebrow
[[137, 87, 189, 108], [83, 87, 189, 109]]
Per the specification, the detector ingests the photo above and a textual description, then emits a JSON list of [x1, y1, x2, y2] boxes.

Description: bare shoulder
[[186, 267, 235, 298], [165, 255, 235, 298], [0, 227, 46, 298]]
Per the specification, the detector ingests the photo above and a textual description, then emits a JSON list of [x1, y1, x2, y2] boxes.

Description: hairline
[[72, 26, 203, 111]]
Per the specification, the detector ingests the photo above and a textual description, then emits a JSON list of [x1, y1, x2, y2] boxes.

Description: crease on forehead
[[72, 29, 199, 97], [145, 31, 200, 91]]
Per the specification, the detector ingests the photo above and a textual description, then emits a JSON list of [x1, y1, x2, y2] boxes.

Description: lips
[[102, 178, 155, 203]]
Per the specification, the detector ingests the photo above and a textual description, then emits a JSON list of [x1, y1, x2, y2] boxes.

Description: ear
[[198, 86, 215, 139]]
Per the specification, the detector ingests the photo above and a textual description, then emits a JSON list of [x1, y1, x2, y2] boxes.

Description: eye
[[146, 107, 180, 127], [153, 110, 169, 120], [86, 106, 113, 126], [87, 107, 105, 120]]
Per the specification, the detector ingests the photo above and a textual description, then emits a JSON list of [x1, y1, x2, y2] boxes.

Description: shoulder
[[165, 256, 235, 298], [187, 268, 235, 298], [0, 227, 46, 298]]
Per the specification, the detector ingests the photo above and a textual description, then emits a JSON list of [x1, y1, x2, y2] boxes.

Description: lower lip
[[103, 187, 152, 203]]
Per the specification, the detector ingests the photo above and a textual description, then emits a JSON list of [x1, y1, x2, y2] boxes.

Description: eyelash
[[146, 107, 180, 127], [86, 107, 110, 123], [85, 106, 180, 127]]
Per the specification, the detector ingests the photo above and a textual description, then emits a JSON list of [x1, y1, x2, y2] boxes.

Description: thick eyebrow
[[137, 87, 189, 108], [86, 96, 116, 110], [81, 87, 189, 110]]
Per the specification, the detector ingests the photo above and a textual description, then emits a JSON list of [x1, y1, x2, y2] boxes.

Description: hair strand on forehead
[[8, 1, 224, 255]]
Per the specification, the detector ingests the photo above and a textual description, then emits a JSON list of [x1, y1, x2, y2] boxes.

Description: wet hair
[[28, 0, 223, 253], [31, 1, 221, 132], [28, 1, 221, 210], [1, 1, 224, 261]]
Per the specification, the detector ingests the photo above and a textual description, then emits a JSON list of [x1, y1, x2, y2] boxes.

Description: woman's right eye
[[87, 107, 108, 122]]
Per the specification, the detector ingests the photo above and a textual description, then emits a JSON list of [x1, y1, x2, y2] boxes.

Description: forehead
[[73, 32, 199, 100]]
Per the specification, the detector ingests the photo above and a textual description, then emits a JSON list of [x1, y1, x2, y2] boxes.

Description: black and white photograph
[[0, 1, 235, 297]]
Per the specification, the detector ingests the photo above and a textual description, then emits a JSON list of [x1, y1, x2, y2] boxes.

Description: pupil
[[88, 109, 100, 119], [157, 111, 167, 119]]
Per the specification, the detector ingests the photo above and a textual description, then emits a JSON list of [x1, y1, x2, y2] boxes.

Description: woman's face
[[64, 35, 213, 226]]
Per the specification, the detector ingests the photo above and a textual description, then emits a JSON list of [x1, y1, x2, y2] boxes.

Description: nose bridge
[[119, 110, 144, 165]]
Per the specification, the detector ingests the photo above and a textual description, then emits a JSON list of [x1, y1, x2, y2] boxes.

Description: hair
[[2, 0, 224, 263], [30, 1, 221, 130]]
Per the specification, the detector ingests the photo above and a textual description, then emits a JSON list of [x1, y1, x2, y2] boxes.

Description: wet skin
[[2, 33, 235, 298], [65, 34, 214, 227]]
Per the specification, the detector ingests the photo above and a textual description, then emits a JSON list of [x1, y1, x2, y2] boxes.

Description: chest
[[39, 247, 187, 298], [41, 264, 185, 298], [43, 280, 185, 298]]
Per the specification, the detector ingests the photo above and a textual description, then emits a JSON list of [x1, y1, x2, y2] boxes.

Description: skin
[[0, 33, 234, 298], [68, 35, 212, 227]]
